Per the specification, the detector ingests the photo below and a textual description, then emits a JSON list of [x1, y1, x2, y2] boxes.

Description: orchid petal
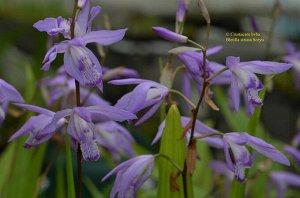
[[247, 134, 290, 166], [228, 74, 240, 112], [42, 43, 68, 71], [226, 56, 240, 68], [86, 105, 137, 121], [109, 78, 149, 85], [87, 6, 102, 32], [134, 102, 161, 126], [81, 29, 127, 45], [0, 80, 24, 103], [13, 103, 54, 116]]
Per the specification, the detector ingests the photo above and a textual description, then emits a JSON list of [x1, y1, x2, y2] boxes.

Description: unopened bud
[[78, 0, 87, 8], [152, 27, 188, 43], [198, 0, 211, 24]]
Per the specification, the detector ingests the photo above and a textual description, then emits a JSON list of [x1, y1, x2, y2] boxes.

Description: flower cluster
[[3, 0, 299, 197]]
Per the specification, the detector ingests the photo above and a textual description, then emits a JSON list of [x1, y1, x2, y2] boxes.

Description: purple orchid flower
[[225, 56, 293, 114], [269, 171, 300, 198], [34, 1, 127, 90], [40, 66, 109, 108], [152, 116, 223, 148], [177, 46, 231, 97], [0, 79, 24, 126], [101, 155, 155, 198], [95, 121, 135, 162], [283, 42, 300, 90], [223, 132, 290, 182], [8, 104, 65, 147], [152, 27, 188, 43], [284, 145, 300, 165], [109, 78, 169, 125], [42, 104, 136, 161]]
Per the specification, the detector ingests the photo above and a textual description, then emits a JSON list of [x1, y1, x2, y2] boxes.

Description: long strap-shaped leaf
[[157, 105, 193, 198]]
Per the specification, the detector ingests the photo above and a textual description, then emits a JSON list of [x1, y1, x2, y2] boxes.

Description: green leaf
[[55, 158, 66, 198], [24, 63, 35, 102], [65, 134, 76, 198], [229, 180, 246, 198], [157, 105, 193, 198], [0, 141, 16, 194], [0, 137, 47, 198], [84, 177, 104, 198]]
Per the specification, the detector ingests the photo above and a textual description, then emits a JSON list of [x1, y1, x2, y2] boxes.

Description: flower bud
[[77, 0, 87, 8], [152, 27, 188, 43]]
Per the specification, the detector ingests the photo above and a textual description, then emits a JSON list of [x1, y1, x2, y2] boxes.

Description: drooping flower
[[0, 79, 24, 126], [109, 78, 169, 125], [94, 121, 135, 162], [8, 104, 65, 147], [152, 27, 188, 43], [101, 155, 155, 198], [41, 104, 136, 161], [283, 42, 300, 90], [223, 132, 290, 182], [152, 116, 223, 148], [34, 1, 127, 90], [269, 171, 300, 198], [225, 56, 293, 114]]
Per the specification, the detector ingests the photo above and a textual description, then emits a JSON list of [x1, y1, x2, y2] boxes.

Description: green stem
[[206, 67, 229, 82], [70, 1, 82, 197], [265, 0, 280, 59], [193, 132, 223, 140], [173, 65, 185, 79], [65, 134, 76, 198], [169, 89, 196, 109], [187, 39, 205, 50]]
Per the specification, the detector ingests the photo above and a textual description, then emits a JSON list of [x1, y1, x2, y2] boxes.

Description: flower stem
[[169, 89, 196, 109], [183, 21, 211, 198], [265, 0, 280, 59], [206, 67, 229, 82], [70, 1, 82, 198], [66, 134, 76, 198], [193, 132, 223, 140], [187, 39, 205, 51], [173, 65, 185, 79]]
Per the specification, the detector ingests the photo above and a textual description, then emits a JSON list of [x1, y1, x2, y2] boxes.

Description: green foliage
[[157, 105, 193, 198]]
